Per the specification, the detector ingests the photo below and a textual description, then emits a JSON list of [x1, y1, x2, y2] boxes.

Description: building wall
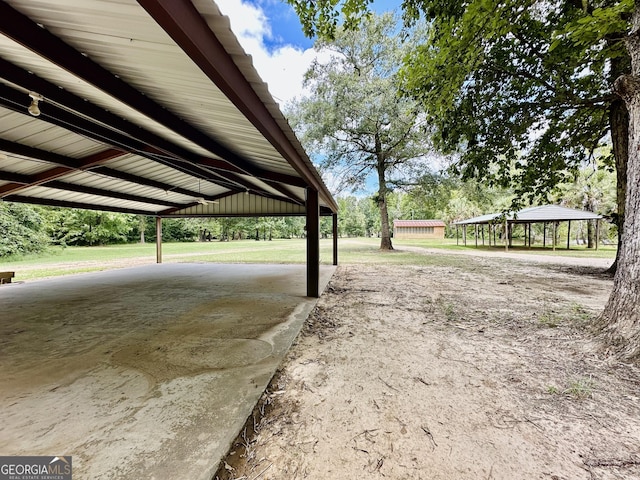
[[394, 226, 445, 239]]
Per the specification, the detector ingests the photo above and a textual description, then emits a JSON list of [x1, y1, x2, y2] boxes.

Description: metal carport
[[454, 204, 604, 250], [0, 0, 338, 297], [0, 1, 338, 477]]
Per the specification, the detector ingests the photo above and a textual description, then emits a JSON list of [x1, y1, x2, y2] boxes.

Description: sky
[[215, 0, 403, 106]]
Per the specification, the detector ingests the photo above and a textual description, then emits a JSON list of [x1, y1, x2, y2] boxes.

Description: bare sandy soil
[[215, 248, 640, 480]]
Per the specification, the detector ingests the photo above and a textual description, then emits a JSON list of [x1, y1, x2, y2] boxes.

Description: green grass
[[0, 236, 615, 282], [398, 238, 617, 259]]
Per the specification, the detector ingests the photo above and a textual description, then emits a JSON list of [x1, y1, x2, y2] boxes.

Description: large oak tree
[[287, 13, 432, 250]]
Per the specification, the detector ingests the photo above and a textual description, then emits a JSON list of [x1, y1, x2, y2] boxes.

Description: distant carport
[[453, 204, 604, 250]]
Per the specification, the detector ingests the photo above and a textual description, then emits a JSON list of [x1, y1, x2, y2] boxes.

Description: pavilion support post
[[504, 219, 508, 252], [543, 222, 546, 247], [493, 224, 496, 246], [306, 187, 320, 298], [482, 224, 485, 246], [155, 216, 163, 264], [567, 220, 571, 250], [475, 224, 478, 248], [596, 219, 600, 251], [332, 213, 338, 266], [528, 223, 532, 248], [552, 222, 557, 251], [456, 225, 459, 245], [463, 225, 467, 246]]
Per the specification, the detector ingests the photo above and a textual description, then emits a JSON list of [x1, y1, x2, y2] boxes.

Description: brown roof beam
[[94, 167, 233, 202], [42, 181, 179, 207], [137, 0, 337, 210], [0, 84, 249, 194], [6, 195, 154, 216], [0, 144, 125, 197], [0, 140, 222, 202], [263, 181, 304, 205], [0, 138, 125, 170]]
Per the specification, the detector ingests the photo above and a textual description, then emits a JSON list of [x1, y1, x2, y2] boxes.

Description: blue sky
[[216, 0, 404, 104], [251, 0, 405, 52]]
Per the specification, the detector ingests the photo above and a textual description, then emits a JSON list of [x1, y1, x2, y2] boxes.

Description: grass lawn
[[0, 237, 617, 282]]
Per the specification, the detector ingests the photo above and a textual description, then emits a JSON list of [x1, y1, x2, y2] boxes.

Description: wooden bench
[[0, 272, 15, 284]]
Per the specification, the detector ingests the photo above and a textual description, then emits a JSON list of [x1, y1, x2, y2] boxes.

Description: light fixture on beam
[[28, 92, 43, 117]]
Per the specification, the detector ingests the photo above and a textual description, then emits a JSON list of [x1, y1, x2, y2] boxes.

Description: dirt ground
[[214, 248, 640, 480]]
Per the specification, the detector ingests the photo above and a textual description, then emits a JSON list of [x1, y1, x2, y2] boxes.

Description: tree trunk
[[587, 219, 595, 249], [608, 96, 629, 271], [376, 146, 393, 250], [139, 215, 146, 244], [607, 48, 630, 272], [598, 17, 640, 361]]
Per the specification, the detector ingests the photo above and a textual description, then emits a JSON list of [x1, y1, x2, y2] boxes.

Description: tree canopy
[[401, 1, 627, 202]]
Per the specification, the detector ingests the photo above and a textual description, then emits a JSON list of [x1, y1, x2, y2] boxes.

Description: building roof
[[454, 204, 603, 225], [394, 220, 446, 228], [0, 0, 337, 217]]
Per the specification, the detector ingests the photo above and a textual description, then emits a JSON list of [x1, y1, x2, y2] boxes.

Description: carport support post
[[332, 213, 338, 266], [306, 187, 320, 298], [155, 216, 163, 264], [567, 220, 571, 250]]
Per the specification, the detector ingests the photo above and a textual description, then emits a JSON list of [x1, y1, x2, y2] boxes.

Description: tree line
[[0, 204, 320, 258], [1, 162, 617, 258]]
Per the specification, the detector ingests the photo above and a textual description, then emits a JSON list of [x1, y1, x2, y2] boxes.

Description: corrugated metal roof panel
[[394, 220, 446, 228], [454, 205, 603, 225], [19, 184, 166, 212], [170, 192, 306, 216]]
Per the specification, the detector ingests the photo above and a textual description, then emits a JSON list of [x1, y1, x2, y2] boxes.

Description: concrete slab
[[0, 263, 335, 479]]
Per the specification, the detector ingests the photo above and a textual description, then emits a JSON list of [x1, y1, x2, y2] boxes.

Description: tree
[[0, 202, 49, 257], [287, 13, 432, 250], [46, 208, 136, 246], [338, 196, 367, 237], [597, 3, 640, 361], [288, 0, 640, 360]]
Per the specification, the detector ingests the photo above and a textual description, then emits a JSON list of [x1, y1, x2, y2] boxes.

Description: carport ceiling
[[0, 0, 337, 217]]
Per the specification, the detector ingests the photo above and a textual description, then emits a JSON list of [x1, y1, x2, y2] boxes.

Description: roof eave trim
[[137, 0, 337, 213]]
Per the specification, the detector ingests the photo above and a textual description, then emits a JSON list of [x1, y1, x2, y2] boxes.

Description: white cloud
[[214, 0, 317, 105]]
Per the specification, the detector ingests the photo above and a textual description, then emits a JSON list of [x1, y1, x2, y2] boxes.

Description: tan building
[[393, 220, 446, 240]]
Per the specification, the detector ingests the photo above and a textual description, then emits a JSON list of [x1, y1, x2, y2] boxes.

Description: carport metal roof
[[0, 0, 338, 217], [454, 205, 603, 225]]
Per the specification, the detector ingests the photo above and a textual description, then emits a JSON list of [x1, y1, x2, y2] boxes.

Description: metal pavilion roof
[[0, 0, 337, 217], [454, 205, 603, 225]]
